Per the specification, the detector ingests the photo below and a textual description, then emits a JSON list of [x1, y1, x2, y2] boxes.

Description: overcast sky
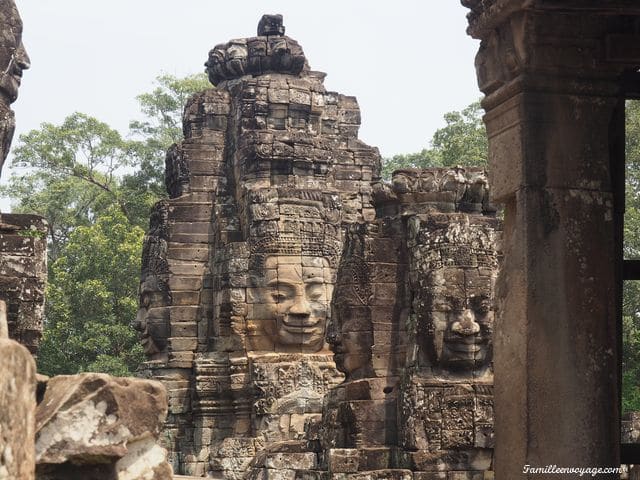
[[3, 1, 481, 210]]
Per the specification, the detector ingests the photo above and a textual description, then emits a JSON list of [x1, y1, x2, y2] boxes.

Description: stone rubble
[[35, 373, 173, 480]]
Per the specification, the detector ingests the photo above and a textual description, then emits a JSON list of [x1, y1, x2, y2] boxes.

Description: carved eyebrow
[[304, 277, 324, 284], [266, 279, 296, 288]]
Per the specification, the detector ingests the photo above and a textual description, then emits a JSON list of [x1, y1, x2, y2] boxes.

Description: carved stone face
[[249, 255, 333, 352], [134, 272, 170, 356], [0, 2, 29, 104], [420, 267, 494, 373], [326, 303, 372, 381]]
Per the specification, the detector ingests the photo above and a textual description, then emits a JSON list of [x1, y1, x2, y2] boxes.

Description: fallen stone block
[[35, 373, 172, 479]]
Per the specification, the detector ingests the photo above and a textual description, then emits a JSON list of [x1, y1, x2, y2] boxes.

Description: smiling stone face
[[0, 0, 30, 170], [248, 255, 333, 353], [0, 0, 29, 105], [419, 267, 494, 373], [134, 202, 170, 358], [407, 213, 500, 379], [134, 273, 170, 356]]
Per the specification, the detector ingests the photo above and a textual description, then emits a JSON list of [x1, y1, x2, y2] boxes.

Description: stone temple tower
[[136, 14, 381, 477]]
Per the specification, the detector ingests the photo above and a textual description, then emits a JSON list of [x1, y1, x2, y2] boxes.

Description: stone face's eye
[[306, 283, 324, 301], [271, 291, 289, 302], [140, 293, 151, 308]]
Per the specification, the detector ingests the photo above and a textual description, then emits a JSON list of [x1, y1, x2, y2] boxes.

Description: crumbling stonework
[[0, 337, 37, 479], [0, 214, 47, 354], [0, 4, 41, 478], [0, 0, 46, 356], [35, 373, 173, 480]]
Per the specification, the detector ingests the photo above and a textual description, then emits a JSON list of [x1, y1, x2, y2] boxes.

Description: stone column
[[463, 1, 640, 477]]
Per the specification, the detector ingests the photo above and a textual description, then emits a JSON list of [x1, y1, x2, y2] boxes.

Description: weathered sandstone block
[[0, 338, 36, 480], [35, 373, 172, 480]]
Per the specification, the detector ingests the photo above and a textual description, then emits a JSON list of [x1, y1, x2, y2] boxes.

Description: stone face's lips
[[283, 328, 322, 337], [282, 316, 321, 328]]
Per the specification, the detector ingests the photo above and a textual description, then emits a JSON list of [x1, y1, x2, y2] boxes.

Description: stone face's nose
[[288, 296, 312, 316], [325, 322, 339, 345], [258, 14, 285, 36], [15, 42, 29, 70], [133, 309, 146, 332], [451, 309, 481, 336]]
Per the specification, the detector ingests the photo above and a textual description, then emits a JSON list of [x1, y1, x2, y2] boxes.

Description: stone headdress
[[408, 214, 500, 271], [247, 188, 343, 273]]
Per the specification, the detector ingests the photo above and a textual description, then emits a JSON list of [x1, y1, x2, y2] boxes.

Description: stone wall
[[0, 214, 47, 354]]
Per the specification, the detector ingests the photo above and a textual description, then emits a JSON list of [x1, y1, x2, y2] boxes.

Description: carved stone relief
[[139, 14, 500, 479], [0, 0, 29, 170]]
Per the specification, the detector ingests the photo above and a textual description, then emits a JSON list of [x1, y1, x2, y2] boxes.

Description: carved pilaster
[[464, 1, 640, 477]]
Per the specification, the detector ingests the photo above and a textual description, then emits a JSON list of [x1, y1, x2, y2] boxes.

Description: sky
[[3, 1, 481, 210]]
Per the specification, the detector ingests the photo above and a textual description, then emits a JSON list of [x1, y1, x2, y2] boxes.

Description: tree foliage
[[4, 114, 138, 259], [128, 72, 210, 195], [381, 101, 487, 179], [38, 207, 145, 376], [623, 99, 640, 414], [2, 73, 210, 376]]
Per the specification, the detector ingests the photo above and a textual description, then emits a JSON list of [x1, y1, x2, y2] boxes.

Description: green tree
[[128, 72, 210, 195], [2, 73, 211, 242], [381, 101, 487, 179], [37, 207, 145, 376], [2, 72, 211, 375], [3, 113, 139, 259], [622, 99, 640, 414]]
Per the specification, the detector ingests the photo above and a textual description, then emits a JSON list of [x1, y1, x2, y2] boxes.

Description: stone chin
[[140, 332, 160, 356], [330, 339, 372, 380], [0, 105, 15, 168], [333, 353, 370, 381], [437, 340, 491, 373], [0, 68, 22, 105], [266, 316, 326, 352]]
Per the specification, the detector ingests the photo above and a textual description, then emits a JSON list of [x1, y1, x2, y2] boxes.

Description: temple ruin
[[2, 1, 638, 478], [136, 15, 502, 479]]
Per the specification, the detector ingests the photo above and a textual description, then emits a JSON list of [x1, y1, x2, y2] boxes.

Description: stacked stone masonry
[[136, 14, 378, 478], [137, 15, 501, 479], [0, 213, 47, 354]]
